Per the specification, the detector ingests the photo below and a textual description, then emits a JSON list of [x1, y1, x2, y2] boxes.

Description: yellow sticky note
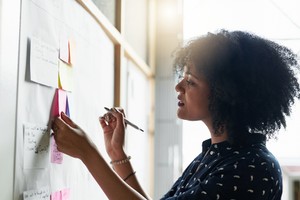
[[58, 60, 73, 92]]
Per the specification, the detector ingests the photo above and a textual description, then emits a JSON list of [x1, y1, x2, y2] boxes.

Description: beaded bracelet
[[123, 171, 136, 182], [110, 156, 131, 165]]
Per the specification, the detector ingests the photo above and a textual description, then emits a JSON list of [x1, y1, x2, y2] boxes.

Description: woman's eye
[[186, 79, 194, 85]]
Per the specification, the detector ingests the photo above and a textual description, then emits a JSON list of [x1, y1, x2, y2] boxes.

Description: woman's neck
[[203, 119, 228, 144], [210, 133, 228, 144]]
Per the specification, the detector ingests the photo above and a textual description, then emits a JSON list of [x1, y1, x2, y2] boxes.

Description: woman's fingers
[[61, 112, 77, 128], [103, 113, 116, 123], [99, 116, 107, 127], [52, 116, 66, 132], [51, 112, 78, 135], [99, 116, 114, 133], [108, 108, 125, 125], [113, 107, 126, 118], [51, 115, 86, 158]]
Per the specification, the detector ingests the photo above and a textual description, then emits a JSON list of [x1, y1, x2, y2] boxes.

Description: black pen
[[104, 107, 144, 132]]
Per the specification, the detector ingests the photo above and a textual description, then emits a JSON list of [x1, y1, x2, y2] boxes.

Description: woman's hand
[[51, 112, 94, 161], [53, 112, 149, 200], [99, 108, 127, 161]]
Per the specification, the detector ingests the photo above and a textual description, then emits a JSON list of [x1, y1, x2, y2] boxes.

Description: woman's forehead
[[183, 65, 200, 79], [184, 64, 197, 74]]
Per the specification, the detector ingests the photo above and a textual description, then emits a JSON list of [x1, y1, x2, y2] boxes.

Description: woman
[[52, 30, 300, 199]]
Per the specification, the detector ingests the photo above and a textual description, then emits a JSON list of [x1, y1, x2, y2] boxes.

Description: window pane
[[91, 0, 116, 26]]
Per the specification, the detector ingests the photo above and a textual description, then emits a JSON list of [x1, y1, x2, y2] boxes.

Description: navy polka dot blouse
[[161, 134, 282, 200]]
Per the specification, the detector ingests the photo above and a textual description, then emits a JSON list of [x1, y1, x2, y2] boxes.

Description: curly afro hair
[[173, 30, 300, 145]]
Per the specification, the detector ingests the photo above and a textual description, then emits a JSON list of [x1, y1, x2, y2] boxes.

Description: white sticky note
[[59, 37, 70, 64], [30, 37, 58, 88], [24, 123, 50, 169]]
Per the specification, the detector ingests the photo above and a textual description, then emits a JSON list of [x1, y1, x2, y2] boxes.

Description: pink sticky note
[[61, 188, 70, 200], [51, 136, 63, 164], [50, 188, 70, 200], [51, 89, 68, 164], [52, 89, 67, 117], [50, 190, 61, 200]]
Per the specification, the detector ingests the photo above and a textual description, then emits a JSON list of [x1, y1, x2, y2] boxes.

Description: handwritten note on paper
[[30, 36, 58, 88], [24, 123, 50, 169], [23, 186, 50, 200]]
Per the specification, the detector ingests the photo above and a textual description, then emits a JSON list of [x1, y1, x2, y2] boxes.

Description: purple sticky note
[[66, 96, 70, 117]]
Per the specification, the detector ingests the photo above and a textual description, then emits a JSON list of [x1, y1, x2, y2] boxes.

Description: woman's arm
[[99, 108, 151, 199], [52, 112, 151, 199], [81, 141, 147, 199]]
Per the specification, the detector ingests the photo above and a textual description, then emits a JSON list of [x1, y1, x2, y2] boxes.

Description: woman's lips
[[178, 101, 184, 107], [177, 95, 185, 107]]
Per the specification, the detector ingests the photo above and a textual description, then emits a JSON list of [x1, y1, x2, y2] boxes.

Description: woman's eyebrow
[[187, 72, 200, 80], [183, 66, 200, 80]]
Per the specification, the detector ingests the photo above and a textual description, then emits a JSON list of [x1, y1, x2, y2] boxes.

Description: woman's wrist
[[110, 155, 131, 165], [108, 150, 128, 162], [80, 140, 98, 163]]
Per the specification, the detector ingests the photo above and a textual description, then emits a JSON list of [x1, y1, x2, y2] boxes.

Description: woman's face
[[175, 64, 211, 123]]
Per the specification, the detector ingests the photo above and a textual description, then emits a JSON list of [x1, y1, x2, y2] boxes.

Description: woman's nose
[[175, 79, 184, 92]]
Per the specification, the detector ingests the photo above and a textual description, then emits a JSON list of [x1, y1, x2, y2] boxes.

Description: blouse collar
[[201, 134, 267, 156]]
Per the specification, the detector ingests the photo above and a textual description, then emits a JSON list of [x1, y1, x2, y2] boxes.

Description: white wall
[[154, 0, 183, 198], [0, 0, 117, 199], [0, 0, 21, 200], [14, 0, 115, 199], [124, 59, 152, 194]]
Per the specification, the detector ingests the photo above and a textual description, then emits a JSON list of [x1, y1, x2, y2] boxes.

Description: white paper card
[[23, 186, 50, 200], [59, 36, 70, 64], [30, 37, 58, 88], [24, 123, 50, 169]]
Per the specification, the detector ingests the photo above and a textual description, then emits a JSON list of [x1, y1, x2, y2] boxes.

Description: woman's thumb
[[61, 112, 77, 128]]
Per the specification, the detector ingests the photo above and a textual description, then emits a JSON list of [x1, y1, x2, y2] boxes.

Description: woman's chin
[[177, 109, 185, 119]]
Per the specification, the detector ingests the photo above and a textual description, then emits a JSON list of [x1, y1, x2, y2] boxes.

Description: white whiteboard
[[14, 0, 115, 199]]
